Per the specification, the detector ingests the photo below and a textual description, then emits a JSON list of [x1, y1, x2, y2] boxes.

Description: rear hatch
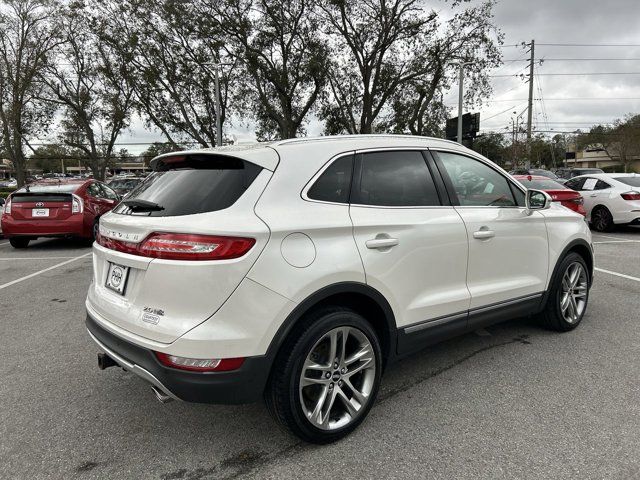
[[9, 192, 76, 221], [87, 150, 277, 344]]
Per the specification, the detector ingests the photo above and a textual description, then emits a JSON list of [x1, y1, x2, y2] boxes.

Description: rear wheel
[[539, 252, 590, 331], [591, 206, 614, 232], [265, 307, 382, 444], [9, 237, 29, 249]]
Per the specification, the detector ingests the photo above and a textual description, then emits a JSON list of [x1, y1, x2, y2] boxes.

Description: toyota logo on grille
[[35, 202, 44, 207]]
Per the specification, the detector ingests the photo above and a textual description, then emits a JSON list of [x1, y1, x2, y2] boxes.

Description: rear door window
[[115, 155, 262, 217], [352, 151, 440, 207]]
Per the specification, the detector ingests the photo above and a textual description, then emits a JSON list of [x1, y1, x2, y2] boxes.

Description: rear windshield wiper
[[122, 199, 165, 212]]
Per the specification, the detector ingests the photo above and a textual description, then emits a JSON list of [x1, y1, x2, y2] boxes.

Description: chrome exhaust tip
[[151, 385, 174, 404]]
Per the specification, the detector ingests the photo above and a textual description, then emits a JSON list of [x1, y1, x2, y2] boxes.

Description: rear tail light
[[97, 232, 255, 260], [621, 192, 640, 201], [154, 352, 245, 372], [567, 196, 584, 205], [72, 194, 84, 213], [3, 197, 10, 215]]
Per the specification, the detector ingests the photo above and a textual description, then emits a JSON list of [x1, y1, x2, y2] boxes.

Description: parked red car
[[513, 175, 586, 216], [1, 179, 120, 248]]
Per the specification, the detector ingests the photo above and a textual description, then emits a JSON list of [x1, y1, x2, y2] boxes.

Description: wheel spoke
[[560, 292, 571, 312], [570, 265, 582, 288], [320, 387, 339, 428], [301, 375, 329, 387], [570, 295, 579, 320], [345, 343, 374, 366], [344, 356, 373, 377], [339, 327, 349, 365], [343, 377, 367, 405], [309, 385, 330, 425], [336, 387, 359, 417], [328, 330, 338, 365]]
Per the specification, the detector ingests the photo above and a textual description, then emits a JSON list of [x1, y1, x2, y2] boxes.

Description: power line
[[536, 43, 640, 47], [504, 58, 640, 62], [490, 72, 640, 77]]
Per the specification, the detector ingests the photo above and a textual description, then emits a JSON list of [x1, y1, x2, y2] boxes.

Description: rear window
[[578, 169, 604, 175], [307, 155, 353, 204], [518, 178, 567, 190], [115, 155, 262, 216], [614, 176, 640, 187]]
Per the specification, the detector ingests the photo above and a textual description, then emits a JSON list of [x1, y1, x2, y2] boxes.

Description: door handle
[[365, 237, 399, 249], [473, 229, 495, 240], [589, 193, 598, 197]]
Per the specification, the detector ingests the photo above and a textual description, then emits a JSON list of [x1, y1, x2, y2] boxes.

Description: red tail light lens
[[155, 352, 245, 372], [97, 232, 255, 260], [568, 196, 584, 205], [621, 192, 640, 201]]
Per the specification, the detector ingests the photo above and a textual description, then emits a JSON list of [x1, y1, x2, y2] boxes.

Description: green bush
[[0, 188, 15, 199]]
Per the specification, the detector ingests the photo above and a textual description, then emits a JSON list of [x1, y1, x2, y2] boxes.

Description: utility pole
[[213, 65, 223, 147], [457, 63, 464, 144], [526, 39, 535, 168]]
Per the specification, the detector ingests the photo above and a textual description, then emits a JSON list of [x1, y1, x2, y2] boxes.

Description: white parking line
[[592, 233, 637, 242], [593, 240, 640, 244], [0, 253, 91, 290], [595, 267, 640, 283], [0, 256, 77, 261]]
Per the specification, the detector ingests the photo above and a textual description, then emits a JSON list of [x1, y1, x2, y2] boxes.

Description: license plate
[[106, 263, 129, 295], [32, 208, 49, 217]]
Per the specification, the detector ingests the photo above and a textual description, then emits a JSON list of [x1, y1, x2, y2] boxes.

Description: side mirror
[[526, 189, 552, 210]]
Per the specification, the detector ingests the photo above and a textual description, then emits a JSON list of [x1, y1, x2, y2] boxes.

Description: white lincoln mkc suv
[[86, 135, 593, 443]]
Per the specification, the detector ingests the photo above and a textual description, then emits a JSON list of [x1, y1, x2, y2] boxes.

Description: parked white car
[[564, 173, 640, 232], [86, 135, 593, 443]]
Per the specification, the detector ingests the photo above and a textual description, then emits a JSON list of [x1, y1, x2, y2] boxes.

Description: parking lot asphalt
[[1, 229, 639, 480]]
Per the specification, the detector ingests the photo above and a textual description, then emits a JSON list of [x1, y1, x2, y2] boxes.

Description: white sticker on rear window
[[582, 178, 597, 190]]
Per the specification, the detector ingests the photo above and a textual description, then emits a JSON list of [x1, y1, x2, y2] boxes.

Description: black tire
[[87, 218, 99, 245], [539, 252, 590, 332], [591, 206, 614, 232], [265, 307, 382, 444], [9, 237, 29, 249]]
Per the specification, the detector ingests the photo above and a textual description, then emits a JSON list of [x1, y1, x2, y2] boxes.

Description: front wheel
[[265, 307, 382, 444], [9, 237, 29, 249], [539, 252, 590, 331]]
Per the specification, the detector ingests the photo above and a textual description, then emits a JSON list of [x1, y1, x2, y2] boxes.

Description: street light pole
[[455, 62, 473, 145]]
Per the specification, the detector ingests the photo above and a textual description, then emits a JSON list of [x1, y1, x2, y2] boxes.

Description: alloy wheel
[[299, 326, 376, 431], [559, 262, 588, 324]]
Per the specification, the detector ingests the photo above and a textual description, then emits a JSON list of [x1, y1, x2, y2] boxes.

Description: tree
[[319, 0, 502, 135], [43, 3, 135, 180], [472, 132, 505, 165], [139, 141, 180, 166], [0, 0, 59, 187], [611, 114, 640, 173], [95, 0, 238, 147], [30, 143, 75, 173], [208, 0, 329, 140]]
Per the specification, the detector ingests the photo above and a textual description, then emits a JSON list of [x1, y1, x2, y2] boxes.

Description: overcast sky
[[118, 0, 640, 154]]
